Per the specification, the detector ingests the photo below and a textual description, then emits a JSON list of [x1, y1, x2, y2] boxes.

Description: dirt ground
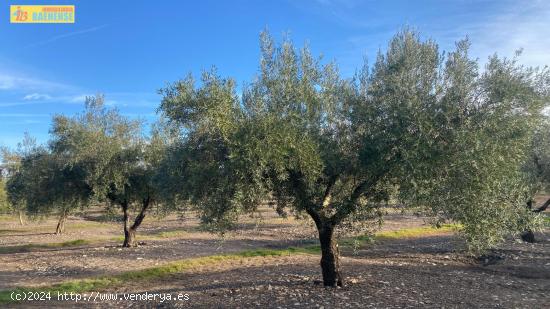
[[0, 206, 548, 308]]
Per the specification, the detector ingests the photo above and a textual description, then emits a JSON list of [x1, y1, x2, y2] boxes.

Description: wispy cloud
[[296, 0, 550, 71], [24, 24, 109, 49], [3, 92, 158, 108], [0, 73, 71, 91], [0, 93, 91, 107], [0, 113, 49, 118], [459, 1, 550, 67], [66, 94, 91, 103], [23, 93, 52, 101]]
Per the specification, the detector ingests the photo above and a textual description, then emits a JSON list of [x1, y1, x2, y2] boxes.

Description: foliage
[[159, 29, 550, 254], [0, 178, 7, 213], [49, 95, 143, 201], [3, 120, 94, 223], [49, 95, 169, 244], [8, 148, 91, 220], [2, 133, 44, 218], [525, 121, 550, 193], [48, 95, 165, 209]]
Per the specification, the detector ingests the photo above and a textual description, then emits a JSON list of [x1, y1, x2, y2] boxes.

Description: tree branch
[[321, 174, 339, 208], [534, 197, 550, 213], [330, 170, 387, 225], [131, 196, 151, 230]]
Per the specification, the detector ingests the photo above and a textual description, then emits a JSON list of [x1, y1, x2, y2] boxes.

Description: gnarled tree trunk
[[122, 201, 134, 247], [122, 197, 151, 248], [318, 223, 343, 287], [55, 211, 68, 234], [521, 198, 550, 243]]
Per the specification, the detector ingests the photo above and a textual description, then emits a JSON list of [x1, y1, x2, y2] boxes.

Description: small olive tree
[[159, 30, 549, 286], [5, 148, 91, 234], [0, 177, 7, 214], [2, 133, 43, 225]]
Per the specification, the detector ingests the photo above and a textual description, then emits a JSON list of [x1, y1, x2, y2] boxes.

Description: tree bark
[[534, 197, 550, 213], [121, 201, 135, 247], [55, 211, 68, 234], [521, 230, 535, 243], [18, 210, 25, 226], [521, 197, 550, 243], [318, 223, 343, 287], [122, 197, 151, 248]]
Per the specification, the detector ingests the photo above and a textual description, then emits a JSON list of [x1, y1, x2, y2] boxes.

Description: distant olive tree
[[159, 30, 549, 286], [5, 148, 91, 234], [2, 133, 42, 225], [50, 95, 165, 246], [0, 176, 8, 214]]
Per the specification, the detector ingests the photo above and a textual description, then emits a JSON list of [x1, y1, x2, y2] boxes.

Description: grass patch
[[341, 224, 459, 248], [375, 224, 458, 240], [155, 230, 189, 238], [0, 221, 113, 236], [0, 229, 25, 235], [0, 215, 16, 222], [0, 247, 315, 304], [0, 239, 89, 254]]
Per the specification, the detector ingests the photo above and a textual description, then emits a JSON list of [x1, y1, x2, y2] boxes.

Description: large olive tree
[[159, 30, 549, 286]]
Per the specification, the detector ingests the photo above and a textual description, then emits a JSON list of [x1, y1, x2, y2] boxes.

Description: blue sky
[[1, 0, 549, 148]]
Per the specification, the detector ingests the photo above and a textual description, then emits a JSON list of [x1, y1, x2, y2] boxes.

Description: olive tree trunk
[[122, 197, 151, 248], [18, 211, 25, 226], [122, 201, 135, 247], [318, 223, 343, 287], [55, 211, 68, 234], [521, 198, 550, 243]]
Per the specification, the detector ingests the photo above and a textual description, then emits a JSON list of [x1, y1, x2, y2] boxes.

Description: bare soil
[[0, 207, 548, 308]]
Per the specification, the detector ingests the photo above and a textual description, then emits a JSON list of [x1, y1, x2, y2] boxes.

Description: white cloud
[[24, 24, 109, 49], [0, 93, 92, 107], [0, 72, 72, 92], [297, 0, 550, 73], [23, 93, 52, 101], [67, 94, 91, 103], [465, 1, 550, 67], [0, 113, 49, 118]]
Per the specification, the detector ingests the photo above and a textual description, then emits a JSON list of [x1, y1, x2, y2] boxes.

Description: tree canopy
[[158, 30, 550, 286], [49, 95, 165, 245]]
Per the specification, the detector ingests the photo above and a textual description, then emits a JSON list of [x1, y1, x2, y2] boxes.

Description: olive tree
[[50, 95, 164, 246], [0, 163, 10, 215], [5, 148, 91, 234], [0, 177, 7, 213], [102, 140, 164, 247], [1, 133, 42, 225], [159, 30, 549, 286]]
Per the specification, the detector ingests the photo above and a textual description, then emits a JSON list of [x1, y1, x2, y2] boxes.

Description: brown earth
[[0, 207, 548, 308]]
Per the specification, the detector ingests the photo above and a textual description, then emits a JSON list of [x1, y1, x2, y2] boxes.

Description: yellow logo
[[10, 5, 75, 23]]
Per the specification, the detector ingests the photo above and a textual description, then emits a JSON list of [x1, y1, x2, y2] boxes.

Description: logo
[[12, 6, 28, 22], [10, 5, 75, 23]]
